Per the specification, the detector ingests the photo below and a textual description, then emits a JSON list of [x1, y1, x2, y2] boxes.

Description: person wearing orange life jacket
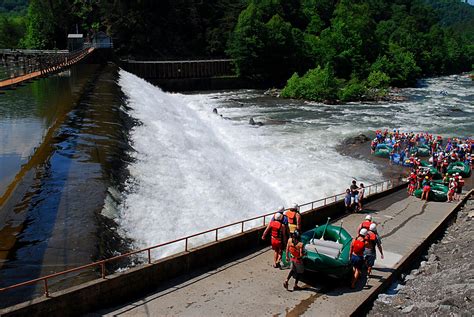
[[350, 229, 367, 288], [364, 223, 384, 277], [283, 230, 304, 291], [284, 203, 301, 234], [262, 212, 287, 268], [357, 214, 372, 233]]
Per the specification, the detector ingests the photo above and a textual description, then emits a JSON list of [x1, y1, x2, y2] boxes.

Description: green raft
[[410, 145, 430, 157], [374, 144, 392, 158], [414, 182, 448, 202], [447, 162, 471, 178], [419, 162, 442, 180], [282, 224, 352, 278]]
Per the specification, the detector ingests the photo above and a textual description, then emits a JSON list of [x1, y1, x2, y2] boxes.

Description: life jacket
[[352, 239, 365, 256], [289, 242, 302, 260], [286, 210, 296, 224], [270, 220, 282, 240], [364, 232, 377, 249], [285, 210, 298, 233], [360, 220, 372, 230]]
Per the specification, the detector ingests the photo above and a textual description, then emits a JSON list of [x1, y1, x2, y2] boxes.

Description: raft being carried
[[283, 223, 352, 278]]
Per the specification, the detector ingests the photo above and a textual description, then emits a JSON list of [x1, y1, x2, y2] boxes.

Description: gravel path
[[369, 197, 474, 316]]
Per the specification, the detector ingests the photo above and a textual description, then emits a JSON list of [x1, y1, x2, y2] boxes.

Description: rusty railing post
[[185, 238, 188, 252], [43, 279, 49, 297], [101, 263, 106, 279], [147, 249, 151, 264]]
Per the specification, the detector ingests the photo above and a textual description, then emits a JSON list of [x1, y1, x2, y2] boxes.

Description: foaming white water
[[118, 70, 382, 251]]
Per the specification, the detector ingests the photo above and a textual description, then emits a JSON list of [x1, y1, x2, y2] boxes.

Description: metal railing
[[0, 178, 403, 298]]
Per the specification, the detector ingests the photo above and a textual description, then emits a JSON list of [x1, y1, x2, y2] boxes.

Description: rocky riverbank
[[369, 197, 473, 316]]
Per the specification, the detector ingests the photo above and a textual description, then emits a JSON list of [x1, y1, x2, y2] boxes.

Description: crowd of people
[[371, 130, 472, 165], [344, 180, 366, 212], [372, 129, 471, 202]]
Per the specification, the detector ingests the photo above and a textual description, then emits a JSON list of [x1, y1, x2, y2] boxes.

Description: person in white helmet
[[350, 228, 367, 288], [357, 214, 373, 232], [262, 212, 287, 268], [284, 203, 301, 234], [364, 223, 384, 277]]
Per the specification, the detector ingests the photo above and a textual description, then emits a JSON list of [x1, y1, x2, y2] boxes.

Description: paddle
[[320, 217, 330, 240], [337, 220, 344, 243]]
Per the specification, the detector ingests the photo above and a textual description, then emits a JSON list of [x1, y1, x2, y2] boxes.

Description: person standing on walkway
[[284, 230, 304, 291], [284, 203, 301, 234], [358, 183, 365, 211], [350, 229, 367, 288], [350, 180, 359, 211], [357, 215, 373, 232], [364, 223, 384, 277], [262, 212, 287, 268]]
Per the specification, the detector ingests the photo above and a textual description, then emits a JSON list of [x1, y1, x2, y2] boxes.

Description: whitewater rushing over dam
[[117, 70, 383, 251]]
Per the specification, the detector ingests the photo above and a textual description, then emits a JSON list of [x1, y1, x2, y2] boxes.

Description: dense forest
[[0, 0, 473, 100]]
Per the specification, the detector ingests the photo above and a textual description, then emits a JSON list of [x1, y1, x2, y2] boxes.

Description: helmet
[[425, 176, 429, 179], [359, 228, 368, 236], [369, 223, 377, 231], [277, 205, 285, 212], [365, 215, 372, 221], [274, 212, 283, 221], [292, 203, 298, 210]]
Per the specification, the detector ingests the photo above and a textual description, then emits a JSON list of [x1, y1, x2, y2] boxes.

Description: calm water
[[0, 64, 131, 307]]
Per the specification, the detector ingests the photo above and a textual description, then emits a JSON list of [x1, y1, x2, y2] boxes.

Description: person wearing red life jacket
[[283, 230, 304, 291], [364, 223, 384, 277], [350, 229, 367, 288], [357, 214, 372, 232], [262, 212, 287, 268]]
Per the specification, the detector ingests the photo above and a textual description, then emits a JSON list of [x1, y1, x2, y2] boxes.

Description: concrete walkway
[[93, 188, 471, 317]]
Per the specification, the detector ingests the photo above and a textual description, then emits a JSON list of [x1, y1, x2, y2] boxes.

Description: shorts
[[351, 194, 359, 204], [351, 254, 364, 270], [271, 238, 282, 252], [456, 187, 462, 194], [290, 260, 305, 274], [364, 254, 376, 267]]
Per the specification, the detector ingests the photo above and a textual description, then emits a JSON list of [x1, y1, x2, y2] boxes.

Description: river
[[0, 68, 472, 306]]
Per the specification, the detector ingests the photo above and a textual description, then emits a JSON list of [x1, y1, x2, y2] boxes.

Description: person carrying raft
[[283, 230, 305, 291], [262, 212, 287, 268]]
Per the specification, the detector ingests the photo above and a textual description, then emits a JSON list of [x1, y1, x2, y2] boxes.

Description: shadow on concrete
[[87, 246, 270, 316]]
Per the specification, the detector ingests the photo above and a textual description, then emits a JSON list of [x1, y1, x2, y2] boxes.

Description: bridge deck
[[93, 184, 472, 316], [0, 48, 94, 90]]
